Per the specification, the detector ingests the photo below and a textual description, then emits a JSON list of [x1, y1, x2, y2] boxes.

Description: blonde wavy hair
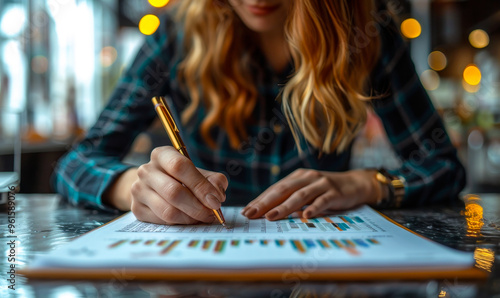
[[175, 0, 380, 154]]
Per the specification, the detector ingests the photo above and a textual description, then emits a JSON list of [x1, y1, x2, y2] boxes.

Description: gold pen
[[152, 96, 227, 228]]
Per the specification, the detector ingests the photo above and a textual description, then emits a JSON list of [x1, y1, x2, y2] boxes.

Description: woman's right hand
[[130, 146, 228, 225]]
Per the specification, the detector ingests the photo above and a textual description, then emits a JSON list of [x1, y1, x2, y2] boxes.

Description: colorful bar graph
[[160, 240, 180, 255], [188, 240, 200, 248], [317, 239, 330, 248], [340, 216, 355, 224], [157, 240, 168, 246], [202, 240, 213, 250], [304, 239, 316, 248], [214, 240, 226, 253], [354, 239, 368, 247], [231, 240, 240, 247], [275, 239, 286, 246], [323, 217, 333, 223], [291, 240, 306, 253], [354, 216, 364, 223], [108, 240, 127, 249]]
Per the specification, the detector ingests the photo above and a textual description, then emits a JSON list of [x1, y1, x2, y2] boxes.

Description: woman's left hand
[[241, 168, 381, 220]]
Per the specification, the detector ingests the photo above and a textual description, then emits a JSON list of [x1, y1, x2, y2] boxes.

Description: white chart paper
[[29, 206, 475, 271]]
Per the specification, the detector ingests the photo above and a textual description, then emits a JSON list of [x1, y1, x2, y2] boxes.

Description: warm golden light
[[462, 80, 480, 93], [463, 195, 484, 237], [463, 65, 481, 86], [139, 14, 160, 36], [149, 0, 170, 8], [474, 248, 495, 272], [99, 46, 117, 68], [420, 69, 440, 91], [428, 51, 447, 71], [401, 18, 421, 39], [469, 29, 489, 49]]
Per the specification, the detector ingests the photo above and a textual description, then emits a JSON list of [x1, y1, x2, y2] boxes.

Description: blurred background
[[0, 0, 499, 194]]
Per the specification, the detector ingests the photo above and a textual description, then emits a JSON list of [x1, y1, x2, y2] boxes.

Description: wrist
[[373, 168, 406, 208], [103, 168, 137, 211]]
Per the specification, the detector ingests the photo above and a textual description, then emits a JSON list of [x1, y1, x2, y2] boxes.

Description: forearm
[[103, 168, 138, 211]]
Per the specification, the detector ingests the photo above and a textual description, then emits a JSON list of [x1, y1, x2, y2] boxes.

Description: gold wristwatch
[[374, 168, 405, 208]]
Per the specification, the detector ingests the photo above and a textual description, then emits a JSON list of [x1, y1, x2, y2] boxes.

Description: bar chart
[[107, 236, 382, 257]]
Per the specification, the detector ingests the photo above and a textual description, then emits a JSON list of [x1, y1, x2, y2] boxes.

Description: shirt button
[[273, 124, 283, 134], [271, 165, 280, 176]]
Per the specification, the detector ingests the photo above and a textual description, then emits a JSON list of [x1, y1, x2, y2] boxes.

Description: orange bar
[[144, 240, 155, 246], [339, 216, 350, 224], [291, 240, 306, 253], [157, 240, 168, 246], [108, 240, 126, 249], [345, 246, 361, 256], [323, 217, 333, 223], [188, 240, 199, 247], [130, 240, 141, 245], [160, 240, 180, 255], [332, 239, 344, 248], [300, 218, 308, 223], [214, 240, 226, 253], [202, 240, 213, 250], [319, 239, 331, 248]]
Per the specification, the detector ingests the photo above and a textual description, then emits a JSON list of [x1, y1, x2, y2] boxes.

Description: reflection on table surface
[[1, 194, 499, 297]]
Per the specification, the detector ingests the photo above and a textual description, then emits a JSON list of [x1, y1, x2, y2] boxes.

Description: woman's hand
[[130, 146, 228, 225], [241, 168, 381, 221]]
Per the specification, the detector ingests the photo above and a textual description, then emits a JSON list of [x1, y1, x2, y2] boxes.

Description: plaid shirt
[[51, 12, 466, 211]]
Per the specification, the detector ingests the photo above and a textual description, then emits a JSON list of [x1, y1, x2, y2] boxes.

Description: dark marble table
[[1, 194, 499, 297]]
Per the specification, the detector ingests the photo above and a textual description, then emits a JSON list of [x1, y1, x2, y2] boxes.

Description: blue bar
[[354, 216, 364, 223], [340, 216, 355, 224], [304, 239, 316, 248], [338, 223, 350, 230], [354, 239, 369, 247]]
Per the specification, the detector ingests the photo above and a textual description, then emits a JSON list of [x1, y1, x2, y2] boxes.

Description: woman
[[52, 0, 466, 224]]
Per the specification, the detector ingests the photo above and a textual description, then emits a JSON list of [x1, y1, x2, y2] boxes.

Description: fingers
[[130, 146, 228, 225], [131, 176, 215, 224], [265, 178, 332, 220], [242, 169, 321, 219], [198, 168, 228, 202], [152, 147, 224, 209]]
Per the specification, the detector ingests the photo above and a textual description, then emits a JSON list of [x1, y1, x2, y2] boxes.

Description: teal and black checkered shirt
[[52, 12, 466, 211]]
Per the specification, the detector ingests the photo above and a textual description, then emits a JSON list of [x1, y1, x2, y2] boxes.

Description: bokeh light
[[463, 65, 481, 86], [99, 46, 117, 68], [139, 14, 160, 36], [462, 80, 480, 93], [469, 29, 489, 49], [420, 69, 440, 91], [427, 51, 447, 71], [149, 0, 170, 8], [401, 18, 421, 39]]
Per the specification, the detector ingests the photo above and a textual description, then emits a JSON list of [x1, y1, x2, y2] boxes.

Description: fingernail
[[218, 185, 226, 202], [240, 208, 247, 215], [219, 185, 226, 196], [205, 193, 221, 209], [267, 209, 279, 220], [246, 208, 257, 218]]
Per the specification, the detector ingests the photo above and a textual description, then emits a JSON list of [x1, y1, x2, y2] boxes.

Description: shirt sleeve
[[370, 21, 466, 207], [51, 14, 178, 211]]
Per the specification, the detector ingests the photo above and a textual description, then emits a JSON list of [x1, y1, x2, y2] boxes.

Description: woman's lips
[[246, 4, 281, 16]]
